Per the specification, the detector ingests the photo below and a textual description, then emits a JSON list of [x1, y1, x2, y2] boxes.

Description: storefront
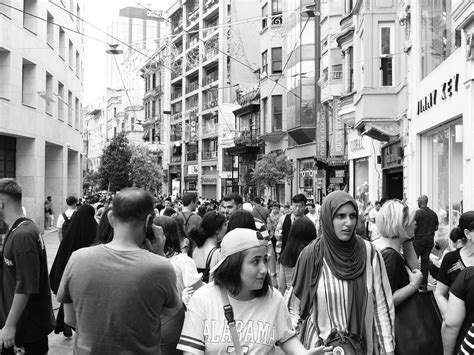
[[409, 49, 473, 236], [201, 176, 218, 199], [184, 164, 198, 193], [298, 158, 315, 203], [381, 140, 404, 200], [168, 164, 181, 197], [347, 130, 380, 207]]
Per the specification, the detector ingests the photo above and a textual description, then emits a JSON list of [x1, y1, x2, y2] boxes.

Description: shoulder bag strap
[[205, 247, 218, 270], [219, 287, 243, 355]]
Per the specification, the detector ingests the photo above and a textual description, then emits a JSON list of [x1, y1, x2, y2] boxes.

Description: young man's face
[[221, 199, 239, 218], [292, 201, 306, 217], [307, 205, 314, 213]]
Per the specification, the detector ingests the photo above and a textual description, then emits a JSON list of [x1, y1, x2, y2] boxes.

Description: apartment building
[[83, 103, 105, 172], [0, 0, 84, 228], [166, 0, 260, 199], [335, 0, 407, 207], [406, 0, 473, 235]]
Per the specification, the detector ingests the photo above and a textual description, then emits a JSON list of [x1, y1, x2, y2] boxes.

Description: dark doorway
[[383, 168, 403, 200]]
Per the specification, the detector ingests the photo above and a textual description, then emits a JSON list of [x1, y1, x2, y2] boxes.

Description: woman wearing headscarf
[[288, 191, 395, 354], [49, 204, 97, 337]]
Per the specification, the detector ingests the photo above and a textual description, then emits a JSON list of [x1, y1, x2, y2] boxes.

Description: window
[[261, 50, 268, 75], [345, 0, 353, 13], [347, 47, 354, 92], [379, 24, 393, 86], [272, 95, 282, 131], [21, 58, 36, 107], [331, 64, 342, 81], [261, 3, 268, 29], [58, 82, 65, 120], [68, 90, 73, 125], [68, 40, 73, 69], [262, 97, 268, 133], [0, 135, 16, 178], [271, 47, 282, 73], [151, 99, 156, 117], [59, 27, 65, 59], [0, 49, 10, 99], [76, 4, 81, 31], [271, 0, 282, 26], [45, 72, 53, 115], [75, 98, 80, 130], [23, 0, 37, 34], [47, 12, 54, 47], [75, 51, 80, 76]]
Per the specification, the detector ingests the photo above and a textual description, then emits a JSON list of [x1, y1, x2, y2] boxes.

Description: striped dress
[[288, 241, 395, 354], [459, 323, 474, 355]]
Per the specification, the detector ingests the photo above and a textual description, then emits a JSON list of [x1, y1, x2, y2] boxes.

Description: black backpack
[[61, 211, 74, 233]]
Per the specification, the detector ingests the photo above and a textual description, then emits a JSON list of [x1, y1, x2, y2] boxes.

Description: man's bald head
[[418, 195, 428, 207], [112, 188, 154, 223]]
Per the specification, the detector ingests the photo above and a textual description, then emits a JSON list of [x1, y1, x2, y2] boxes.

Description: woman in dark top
[[188, 211, 227, 282], [442, 266, 474, 354], [373, 200, 422, 306], [435, 211, 474, 317], [49, 204, 97, 337]]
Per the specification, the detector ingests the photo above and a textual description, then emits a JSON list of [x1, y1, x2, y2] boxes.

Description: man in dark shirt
[[0, 178, 55, 354], [414, 194, 439, 291]]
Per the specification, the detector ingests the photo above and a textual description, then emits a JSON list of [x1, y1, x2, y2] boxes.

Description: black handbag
[[395, 290, 443, 355], [324, 329, 363, 355]]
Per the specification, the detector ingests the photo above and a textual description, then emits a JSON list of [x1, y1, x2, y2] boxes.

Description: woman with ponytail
[[188, 210, 227, 283]]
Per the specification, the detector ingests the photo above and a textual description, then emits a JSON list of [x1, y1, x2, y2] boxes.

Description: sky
[[82, 0, 174, 105]]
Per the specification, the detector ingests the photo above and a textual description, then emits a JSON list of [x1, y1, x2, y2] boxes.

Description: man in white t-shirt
[[305, 202, 321, 232], [56, 196, 77, 242], [368, 200, 381, 241]]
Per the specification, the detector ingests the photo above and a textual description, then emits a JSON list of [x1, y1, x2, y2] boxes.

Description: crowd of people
[[1, 177, 474, 354]]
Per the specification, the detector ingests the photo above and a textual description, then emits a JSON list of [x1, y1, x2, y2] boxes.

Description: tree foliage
[[129, 144, 163, 192], [98, 133, 132, 192], [251, 153, 294, 189], [83, 170, 101, 191]]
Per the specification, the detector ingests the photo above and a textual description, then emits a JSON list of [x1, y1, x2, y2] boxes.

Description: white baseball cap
[[210, 228, 263, 274]]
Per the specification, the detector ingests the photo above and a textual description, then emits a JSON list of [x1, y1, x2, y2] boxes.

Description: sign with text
[[316, 108, 327, 159], [187, 165, 199, 175], [417, 73, 460, 115]]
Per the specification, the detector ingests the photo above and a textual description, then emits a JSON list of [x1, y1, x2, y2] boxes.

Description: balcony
[[202, 122, 218, 135], [203, 25, 217, 38], [187, 9, 199, 26], [172, 21, 183, 34], [171, 65, 182, 80], [171, 112, 182, 121], [171, 89, 182, 100], [170, 133, 182, 141], [186, 152, 197, 162], [204, 0, 219, 12], [187, 37, 199, 49], [170, 155, 182, 163], [202, 99, 218, 111], [186, 81, 199, 94], [203, 71, 218, 86], [202, 150, 218, 160], [229, 130, 260, 156], [204, 47, 218, 62], [287, 102, 316, 145]]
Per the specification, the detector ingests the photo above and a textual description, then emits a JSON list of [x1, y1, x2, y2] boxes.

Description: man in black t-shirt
[[414, 194, 439, 291], [0, 179, 55, 354]]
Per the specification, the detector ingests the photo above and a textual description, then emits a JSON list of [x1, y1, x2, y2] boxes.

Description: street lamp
[[106, 44, 123, 55]]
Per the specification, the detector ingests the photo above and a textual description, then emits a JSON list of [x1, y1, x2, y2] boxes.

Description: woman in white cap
[[177, 228, 331, 354]]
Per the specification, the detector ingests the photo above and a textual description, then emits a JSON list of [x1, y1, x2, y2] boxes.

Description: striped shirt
[[288, 241, 395, 354], [459, 324, 474, 355]]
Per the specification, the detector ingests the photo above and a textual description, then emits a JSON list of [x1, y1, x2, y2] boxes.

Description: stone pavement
[[43, 228, 74, 354]]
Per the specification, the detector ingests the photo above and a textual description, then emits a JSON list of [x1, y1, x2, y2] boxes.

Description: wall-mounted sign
[[201, 177, 218, 184], [190, 114, 197, 142], [381, 141, 403, 169], [187, 165, 199, 175], [299, 159, 314, 188], [417, 73, 460, 115]]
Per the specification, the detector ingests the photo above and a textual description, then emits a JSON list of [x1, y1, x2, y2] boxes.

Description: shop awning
[[355, 119, 400, 142]]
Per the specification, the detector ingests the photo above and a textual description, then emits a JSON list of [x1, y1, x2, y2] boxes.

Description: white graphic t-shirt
[[177, 283, 296, 354]]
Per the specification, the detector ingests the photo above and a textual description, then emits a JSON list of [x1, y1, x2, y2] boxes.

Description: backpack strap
[[62, 212, 68, 221], [205, 247, 218, 271], [219, 287, 244, 355], [182, 211, 193, 229]]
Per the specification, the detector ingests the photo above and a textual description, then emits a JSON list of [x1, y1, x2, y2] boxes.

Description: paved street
[[43, 228, 74, 354]]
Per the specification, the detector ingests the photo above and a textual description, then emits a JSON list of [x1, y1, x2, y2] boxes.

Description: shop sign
[[333, 117, 345, 156], [316, 178, 323, 188], [201, 177, 217, 184], [335, 170, 345, 178], [330, 177, 344, 184], [347, 131, 371, 160], [299, 160, 314, 188], [417, 73, 460, 115], [187, 165, 199, 175], [316, 108, 327, 159], [381, 141, 403, 169], [190, 113, 197, 142]]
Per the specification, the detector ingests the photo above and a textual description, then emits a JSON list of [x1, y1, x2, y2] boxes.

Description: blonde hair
[[376, 200, 415, 239]]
